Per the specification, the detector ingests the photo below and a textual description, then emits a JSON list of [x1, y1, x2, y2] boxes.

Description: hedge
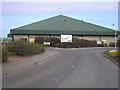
[[34, 37, 45, 44], [59, 38, 97, 48], [34, 37, 98, 48], [8, 40, 44, 56], [108, 41, 120, 47], [1, 44, 8, 63], [34, 37, 60, 47], [109, 42, 115, 47]]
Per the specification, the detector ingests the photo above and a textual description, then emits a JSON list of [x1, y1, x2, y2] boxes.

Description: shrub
[[34, 37, 45, 44], [49, 37, 60, 47], [30, 43, 44, 54], [1, 45, 8, 63], [35, 37, 98, 48], [109, 41, 120, 47], [2, 42, 12, 49], [2, 43, 16, 56], [109, 42, 115, 47], [109, 50, 118, 57], [34, 37, 60, 47], [8, 52, 16, 56], [8, 40, 44, 56], [59, 38, 97, 48], [77, 39, 97, 47]]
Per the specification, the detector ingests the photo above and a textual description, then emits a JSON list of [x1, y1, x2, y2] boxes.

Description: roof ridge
[[60, 15, 115, 31], [11, 15, 115, 32]]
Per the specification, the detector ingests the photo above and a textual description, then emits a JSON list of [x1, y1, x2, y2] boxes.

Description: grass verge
[[103, 50, 119, 67]]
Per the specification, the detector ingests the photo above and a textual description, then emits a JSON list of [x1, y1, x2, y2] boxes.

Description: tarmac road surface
[[3, 47, 118, 88]]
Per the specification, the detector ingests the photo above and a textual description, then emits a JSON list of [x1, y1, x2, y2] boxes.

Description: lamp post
[[112, 24, 117, 49]]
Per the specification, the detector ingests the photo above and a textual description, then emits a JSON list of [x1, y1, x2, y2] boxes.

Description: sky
[[1, 0, 119, 37]]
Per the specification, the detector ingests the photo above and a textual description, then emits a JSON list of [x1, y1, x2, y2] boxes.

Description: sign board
[[97, 41, 102, 44], [43, 42, 50, 45], [61, 35, 72, 42]]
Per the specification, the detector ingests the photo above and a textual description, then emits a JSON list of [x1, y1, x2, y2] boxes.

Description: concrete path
[[2, 50, 60, 76], [3, 47, 118, 88]]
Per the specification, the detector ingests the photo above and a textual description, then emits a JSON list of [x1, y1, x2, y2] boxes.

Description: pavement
[[2, 47, 118, 88], [2, 50, 60, 76]]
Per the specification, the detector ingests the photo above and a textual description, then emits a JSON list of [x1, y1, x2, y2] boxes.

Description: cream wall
[[74, 36, 100, 41], [101, 36, 115, 44], [29, 35, 60, 42], [29, 35, 48, 42], [13, 35, 60, 42], [13, 35, 116, 45], [13, 35, 51, 42], [50, 36, 60, 39], [73, 36, 116, 45], [14, 35, 29, 41]]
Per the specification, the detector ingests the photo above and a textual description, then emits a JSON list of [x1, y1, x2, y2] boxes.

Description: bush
[[59, 38, 97, 48], [8, 40, 44, 56], [49, 37, 60, 47], [34, 37, 98, 48], [8, 52, 16, 56], [109, 41, 120, 47], [34, 37, 60, 47], [78, 39, 97, 47], [34, 37, 45, 44], [30, 43, 44, 54], [1, 45, 8, 63], [109, 42, 115, 47], [109, 50, 118, 57]]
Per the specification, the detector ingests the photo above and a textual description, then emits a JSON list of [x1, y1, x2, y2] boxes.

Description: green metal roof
[[9, 15, 119, 36]]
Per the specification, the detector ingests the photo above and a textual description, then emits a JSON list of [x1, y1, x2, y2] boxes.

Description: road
[[3, 47, 118, 88]]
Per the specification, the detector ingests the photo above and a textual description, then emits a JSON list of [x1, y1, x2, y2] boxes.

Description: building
[[8, 15, 120, 45]]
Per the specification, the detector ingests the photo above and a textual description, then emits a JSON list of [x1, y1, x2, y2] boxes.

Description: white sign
[[97, 41, 102, 44], [61, 35, 72, 42], [43, 42, 50, 45]]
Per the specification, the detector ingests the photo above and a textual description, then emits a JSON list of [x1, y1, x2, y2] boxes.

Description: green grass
[[8, 52, 16, 56], [103, 50, 110, 56], [104, 49, 119, 57], [104, 50, 119, 66]]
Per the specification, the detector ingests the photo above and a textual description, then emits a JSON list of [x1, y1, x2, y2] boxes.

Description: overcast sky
[[1, 0, 119, 37]]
